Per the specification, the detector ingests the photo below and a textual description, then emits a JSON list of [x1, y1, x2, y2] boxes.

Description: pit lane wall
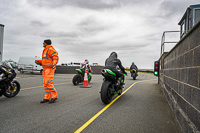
[[55, 66, 104, 74], [159, 21, 200, 132]]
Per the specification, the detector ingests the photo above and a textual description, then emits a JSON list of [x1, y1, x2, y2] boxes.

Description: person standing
[[35, 39, 59, 103]]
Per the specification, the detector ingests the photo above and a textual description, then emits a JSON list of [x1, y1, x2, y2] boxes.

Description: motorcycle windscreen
[[2, 61, 13, 69]]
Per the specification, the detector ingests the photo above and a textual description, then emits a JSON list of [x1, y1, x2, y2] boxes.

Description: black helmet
[[110, 52, 118, 58]]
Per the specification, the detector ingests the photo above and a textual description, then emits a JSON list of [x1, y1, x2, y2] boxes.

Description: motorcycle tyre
[[101, 81, 112, 104], [72, 74, 82, 85], [132, 73, 136, 80], [3, 80, 21, 98]]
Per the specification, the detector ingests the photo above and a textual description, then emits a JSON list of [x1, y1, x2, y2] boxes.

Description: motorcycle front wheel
[[72, 74, 82, 85], [3, 80, 21, 98], [100, 81, 112, 104]]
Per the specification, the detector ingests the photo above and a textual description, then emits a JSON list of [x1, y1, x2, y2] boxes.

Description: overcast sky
[[0, 0, 199, 68]]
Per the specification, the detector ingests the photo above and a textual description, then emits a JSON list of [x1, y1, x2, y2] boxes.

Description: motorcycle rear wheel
[[3, 80, 21, 98], [72, 74, 82, 85], [100, 81, 112, 104], [132, 73, 136, 80]]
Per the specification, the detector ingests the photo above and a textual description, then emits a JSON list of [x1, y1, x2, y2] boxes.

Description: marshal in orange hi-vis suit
[[36, 39, 59, 103]]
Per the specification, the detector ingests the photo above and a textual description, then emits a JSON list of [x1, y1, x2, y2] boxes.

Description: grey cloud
[[77, 16, 110, 34], [3, 0, 200, 68], [41, 31, 79, 38], [30, 21, 49, 27], [27, 0, 121, 10], [75, 0, 120, 10], [158, 1, 176, 17], [27, 0, 164, 10], [157, 0, 200, 18]]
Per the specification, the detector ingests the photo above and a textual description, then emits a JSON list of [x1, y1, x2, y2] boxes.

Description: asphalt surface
[[0, 72, 179, 133]]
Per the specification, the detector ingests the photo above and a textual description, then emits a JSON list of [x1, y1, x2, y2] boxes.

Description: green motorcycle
[[72, 68, 92, 85], [100, 69, 125, 104]]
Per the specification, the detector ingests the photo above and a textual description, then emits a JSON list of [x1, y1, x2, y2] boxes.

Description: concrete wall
[[55, 66, 104, 74], [159, 21, 200, 132]]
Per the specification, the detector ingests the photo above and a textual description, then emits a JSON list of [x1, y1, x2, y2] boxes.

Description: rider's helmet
[[132, 62, 135, 65], [85, 59, 89, 64], [110, 52, 118, 58]]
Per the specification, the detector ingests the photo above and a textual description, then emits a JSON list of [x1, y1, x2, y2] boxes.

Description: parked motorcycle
[[100, 69, 125, 104], [0, 62, 20, 98], [130, 69, 137, 80], [72, 68, 92, 85]]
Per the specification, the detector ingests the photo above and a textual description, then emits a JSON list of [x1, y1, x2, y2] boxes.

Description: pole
[[0, 24, 4, 65]]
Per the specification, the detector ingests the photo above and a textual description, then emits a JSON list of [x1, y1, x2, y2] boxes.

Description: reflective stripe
[[45, 92, 51, 93], [51, 52, 56, 56], [53, 59, 58, 61], [50, 87, 55, 90], [42, 57, 52, 59], [46, 47, 50, 57], [47, 80, 53, 83], [42, 64, 53, 67], [45, 87, 54, 90]]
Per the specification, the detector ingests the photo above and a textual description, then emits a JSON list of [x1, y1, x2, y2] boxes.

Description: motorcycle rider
[[81, 59, 92, 73], [104, 52, 127, 86], [130, 62, 138, 76]]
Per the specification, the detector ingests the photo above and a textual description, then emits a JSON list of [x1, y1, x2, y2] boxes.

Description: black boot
[[49, 98, 58, 103], [40, 99, 49, 103]]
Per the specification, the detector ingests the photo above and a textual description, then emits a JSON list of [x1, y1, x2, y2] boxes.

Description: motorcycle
[[100, 69, 125, 104], [0, 62, 20, 98], [130, 69, 137, 80], [72, 68, 92, 85]]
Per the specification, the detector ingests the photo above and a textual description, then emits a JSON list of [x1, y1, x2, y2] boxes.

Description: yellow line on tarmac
[[74, 79, 157, 133], [21, 82, 69, 90]]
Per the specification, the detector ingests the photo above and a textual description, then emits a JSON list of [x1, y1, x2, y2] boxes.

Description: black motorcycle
[[100, 69, 125, 104], [0, 62, 20, 98]]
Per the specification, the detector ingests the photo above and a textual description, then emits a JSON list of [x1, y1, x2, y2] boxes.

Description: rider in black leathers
[[104, 52, 127, 85], [130, 62, 138, 76]]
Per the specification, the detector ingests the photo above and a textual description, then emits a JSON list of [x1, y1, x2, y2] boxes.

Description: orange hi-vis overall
[[37, 45, 59, 100]]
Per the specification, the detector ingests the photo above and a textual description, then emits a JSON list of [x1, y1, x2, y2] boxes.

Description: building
[[178, 4, 200, 38]]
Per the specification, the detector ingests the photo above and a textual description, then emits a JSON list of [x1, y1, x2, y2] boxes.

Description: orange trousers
[[42, 68, 58, 100]]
